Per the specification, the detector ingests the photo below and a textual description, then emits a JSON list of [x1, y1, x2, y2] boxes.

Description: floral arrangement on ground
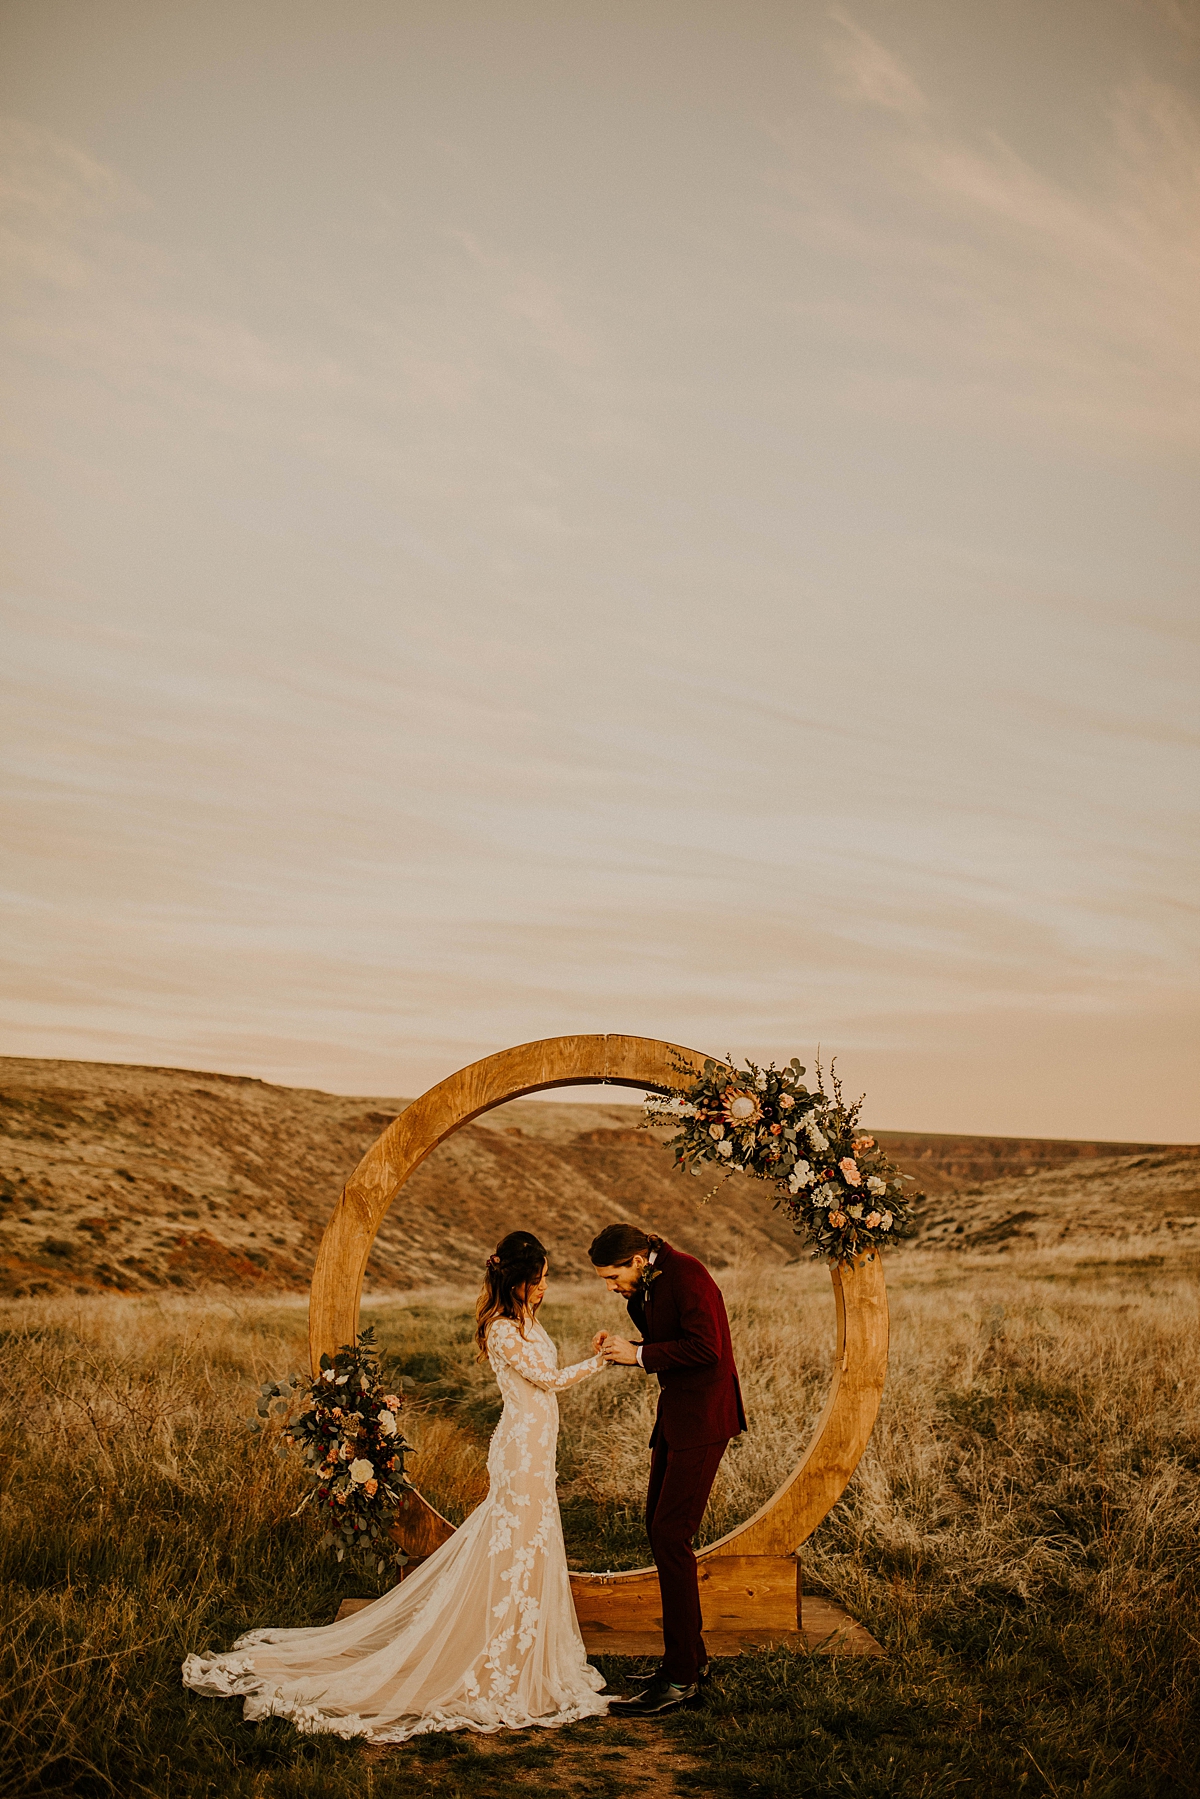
[[252, 1325, 415, 1574], [644, 1056, 922, 1261]]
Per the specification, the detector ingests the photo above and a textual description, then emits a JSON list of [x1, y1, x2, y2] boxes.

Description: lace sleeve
[[488, 1320, 604, 1392]]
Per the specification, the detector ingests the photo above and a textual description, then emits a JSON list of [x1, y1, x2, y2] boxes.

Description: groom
[[589, 1224, 746, 1715]]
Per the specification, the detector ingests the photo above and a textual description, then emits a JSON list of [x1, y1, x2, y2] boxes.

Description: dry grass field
[[3, 1239, 1199, 1798]]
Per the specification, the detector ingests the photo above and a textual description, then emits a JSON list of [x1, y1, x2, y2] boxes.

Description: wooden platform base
[[574, 1591, 881, 1658], [335, 1560, 882, 1659]]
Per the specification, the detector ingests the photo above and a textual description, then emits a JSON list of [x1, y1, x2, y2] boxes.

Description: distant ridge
[[1, 1057, 1195, 1297]]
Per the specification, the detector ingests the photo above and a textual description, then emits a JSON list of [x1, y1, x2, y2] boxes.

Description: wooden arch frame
[[309, 1034, 889, 1649]]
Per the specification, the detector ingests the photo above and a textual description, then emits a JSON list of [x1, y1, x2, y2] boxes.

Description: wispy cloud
[[825, 6, 929, 118], [763, 14, 1200, 448], [0, 117, 345, 414]]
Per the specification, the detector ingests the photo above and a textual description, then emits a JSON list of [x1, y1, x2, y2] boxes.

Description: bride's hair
[[475, 1230, 548, 1359]]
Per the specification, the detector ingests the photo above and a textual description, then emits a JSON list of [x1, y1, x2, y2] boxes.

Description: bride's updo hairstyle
[[475, 1230, 548, 1359]]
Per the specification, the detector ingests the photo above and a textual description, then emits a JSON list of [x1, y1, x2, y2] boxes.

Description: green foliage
[[253, 1325, 414, 1576], [645, 1054, 922, 1261]]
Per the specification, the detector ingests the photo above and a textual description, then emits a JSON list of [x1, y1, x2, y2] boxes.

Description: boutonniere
[[638, 1265, 663, 1296]]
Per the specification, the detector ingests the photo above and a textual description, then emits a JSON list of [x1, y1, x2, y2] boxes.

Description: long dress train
[[182, 1318, 608, 1742]]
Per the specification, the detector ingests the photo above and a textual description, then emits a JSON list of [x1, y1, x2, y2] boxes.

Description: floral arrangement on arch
[[644, 1055, 921, 1262], [252, 1324, 415, 1575]]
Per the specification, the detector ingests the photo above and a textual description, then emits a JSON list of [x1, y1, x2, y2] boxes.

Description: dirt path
[[366, 1713, 711, 1798]]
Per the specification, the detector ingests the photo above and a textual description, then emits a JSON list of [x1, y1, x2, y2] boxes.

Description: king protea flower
[[723, 1089, 762, 1127]]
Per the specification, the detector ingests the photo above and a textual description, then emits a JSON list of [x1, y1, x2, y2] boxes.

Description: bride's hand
[[592, 1329, 610, 1354]]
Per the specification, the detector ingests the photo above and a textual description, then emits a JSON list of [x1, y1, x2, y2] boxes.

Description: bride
[[183, 1231, 611, 1742]]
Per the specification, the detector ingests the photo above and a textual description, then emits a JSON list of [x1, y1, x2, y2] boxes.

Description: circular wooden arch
[[308, 1033, 889, 1565]]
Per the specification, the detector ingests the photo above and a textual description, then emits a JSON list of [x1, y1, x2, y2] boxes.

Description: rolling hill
[[1, 1057, 1195, 1298]]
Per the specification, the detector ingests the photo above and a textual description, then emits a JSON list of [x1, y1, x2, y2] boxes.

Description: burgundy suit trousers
[[645, 1435, 730, 1684]]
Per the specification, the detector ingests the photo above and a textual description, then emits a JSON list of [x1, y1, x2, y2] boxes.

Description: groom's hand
[[601, 1336, 641, 1366]]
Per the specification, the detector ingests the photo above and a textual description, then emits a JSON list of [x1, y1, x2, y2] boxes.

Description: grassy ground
[[2, 1246, 1198, 1796]]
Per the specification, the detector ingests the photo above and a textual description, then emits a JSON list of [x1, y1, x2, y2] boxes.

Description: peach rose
[[865, 1211, 882, 1228], [839, 1158, 861, 1185], [828, 1211, 847, 1228]]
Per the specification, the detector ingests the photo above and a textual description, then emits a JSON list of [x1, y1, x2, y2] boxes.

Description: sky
[[1, 0, 1198, 1140]]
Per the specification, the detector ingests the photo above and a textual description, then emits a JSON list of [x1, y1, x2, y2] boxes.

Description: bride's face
[[522, 1262, 548, 1311]]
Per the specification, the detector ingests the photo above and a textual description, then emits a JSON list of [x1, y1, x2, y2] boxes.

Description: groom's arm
[[599, 1291, 646, 1365]]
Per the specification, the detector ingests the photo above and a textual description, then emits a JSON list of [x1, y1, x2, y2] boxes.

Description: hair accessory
[[487, 1254, 499, 1268]]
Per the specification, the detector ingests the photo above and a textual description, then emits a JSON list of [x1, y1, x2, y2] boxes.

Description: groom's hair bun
[[588, 1224, 651, 1266]]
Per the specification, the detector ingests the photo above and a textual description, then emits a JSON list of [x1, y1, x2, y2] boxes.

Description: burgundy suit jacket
[[625, 1241, 747, 1450]]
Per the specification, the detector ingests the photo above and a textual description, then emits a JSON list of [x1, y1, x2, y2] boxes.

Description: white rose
[[788, 1160, 813, 1194], [866, 1176, 887, 1196], [880, 1212, 893, 1230], [717, 1139, 732, 1158], [349, 1458, 375, 1484], [755, 1073, 767, 1091], [815, 1183, 837, 1208], [378, 1410, 398, 1436], [321, 1369, 335, 1383]]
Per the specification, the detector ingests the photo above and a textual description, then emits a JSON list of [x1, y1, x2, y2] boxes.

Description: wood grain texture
[[307, 1033, 890, 1598]]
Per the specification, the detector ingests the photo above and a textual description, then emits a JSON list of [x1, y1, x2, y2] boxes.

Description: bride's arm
[[489, 1320, 605, 1392]]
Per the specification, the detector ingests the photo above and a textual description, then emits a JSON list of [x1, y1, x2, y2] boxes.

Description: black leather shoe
[[608, 1676, 699, 1715]]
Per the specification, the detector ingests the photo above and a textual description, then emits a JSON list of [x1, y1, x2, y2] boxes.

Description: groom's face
[[592, 1254, 646, 1297]]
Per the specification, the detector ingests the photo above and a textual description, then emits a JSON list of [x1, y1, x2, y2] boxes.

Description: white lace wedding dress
[[182, 1319, 608, 1742]]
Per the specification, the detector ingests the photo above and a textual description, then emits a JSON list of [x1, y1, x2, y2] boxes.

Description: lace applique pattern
[[183, 1319, 607, 1743]]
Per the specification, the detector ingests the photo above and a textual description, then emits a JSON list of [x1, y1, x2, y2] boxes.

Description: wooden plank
[[698, 1553, 799, 1629], [570, 1556, 797, 1632], [571, 1555, 796, 1619], [800, 1592, 884, 1656]]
